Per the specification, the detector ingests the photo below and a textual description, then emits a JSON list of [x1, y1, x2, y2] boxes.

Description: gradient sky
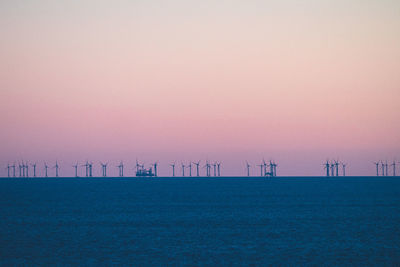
[[1, 0, 399, 176]]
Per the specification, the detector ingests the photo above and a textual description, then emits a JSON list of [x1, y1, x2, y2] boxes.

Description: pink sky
[[0, 0, 399, 176]]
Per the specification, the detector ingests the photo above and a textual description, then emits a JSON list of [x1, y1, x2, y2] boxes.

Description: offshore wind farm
[[1, 0, 400, 266], [2, 158, 400, 178]]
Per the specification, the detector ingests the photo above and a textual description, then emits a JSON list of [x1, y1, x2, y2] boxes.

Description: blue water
[[0, 177, 399, 266]]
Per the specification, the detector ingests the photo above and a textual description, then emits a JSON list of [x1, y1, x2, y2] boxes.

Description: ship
[[136, 167, 155, 177], [135, 161, 157, 177]]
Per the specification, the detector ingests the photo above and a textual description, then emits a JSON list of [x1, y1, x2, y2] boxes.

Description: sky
[[0, 0, 399, 177]]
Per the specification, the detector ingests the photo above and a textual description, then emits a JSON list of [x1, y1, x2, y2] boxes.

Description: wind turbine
[[104, 162, 108, 177], [263, 159, 268, 177], [11, 163, 16, 177], [152, 161, 158, 177], [23, 161, 28, 177], [181, 163, 185, 177], [373, 161, 380, 176], [257, 162, 263, 177], [217, 162, 221, 177], [324, 160, 330, 177], [24, 161, 29, 177], [100, 162, 108, 177], [44, 162, 49, 177], [117, 161, 124, 177], [330, 162, 335, 177], [53, 161, 60, 177], [82, 161, 89, 177], [18, 162, 22, 177], [170, 162, 176, 177], [21, 161, 27, 177], [381, 161, 385, 176], [212, 162, 217, 177], [203, 161, 210, 177], [193, 161, 200, 177], [246, 161, 251, 177], [188, 162, 192, 177], [341, 162, 347, 176], [6, 163, 10, 178], [89, 162, 93, 177], [273, 161, 278, 177], [385, 160, 389, 176], [22, 162, 26, 177], [390, 161, 396, 177], [73, 162, 79, 177], [268, 160, 276, 177], [31, 162, 37, 178], [334, 160, 340, 177], [135, 159, 144, 176], [89, 161, 93, 177]]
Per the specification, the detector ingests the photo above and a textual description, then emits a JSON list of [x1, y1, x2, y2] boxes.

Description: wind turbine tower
[[204, 161, 211, 177], [246, 161, 251, 177], [153, 162, 158, 177], [213, 162, 217, 177], [31, 163, 37, 178], [11, 163, 16, 177], [324, 160, 330, 177], [82, 161, 89, 177], [390, 161, 396, 177], [334, 160, 339, 177], [135, 160, 140, 175], [181, 163, 185, 177], [188, 162, 192, 177], [385, 161, 389, 176], [269, 160, 274, 177], [18, 163, 22, 177], [44, 163, 49, 177], [19, 162, 24, 177], [73, 163, 79, 177], [330, 162, 335, 176], [341, 162, 347, 176], [193, 161, 200, 177], [23, 161, 28, 177], [100, 162, 108, 177], [217, 162, 221, 177], [273, 161, 278, 177], [6, 164, 10, 178], [263, 159, 268, 177], [170, 162, 176, 177], [118, 161, 124, 177], [257, 162, 263, 177], [54, 161, 60, 177], [381, 161, 385, 176], [374, 162, 380, 176], [26, 162, 29, 177], [89, 162, 93, 177]]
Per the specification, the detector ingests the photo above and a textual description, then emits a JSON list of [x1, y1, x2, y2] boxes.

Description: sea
[[0, 177, 399, 266]]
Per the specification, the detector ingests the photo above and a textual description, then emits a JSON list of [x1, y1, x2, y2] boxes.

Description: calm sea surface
[[0, 177, 399, 266]]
